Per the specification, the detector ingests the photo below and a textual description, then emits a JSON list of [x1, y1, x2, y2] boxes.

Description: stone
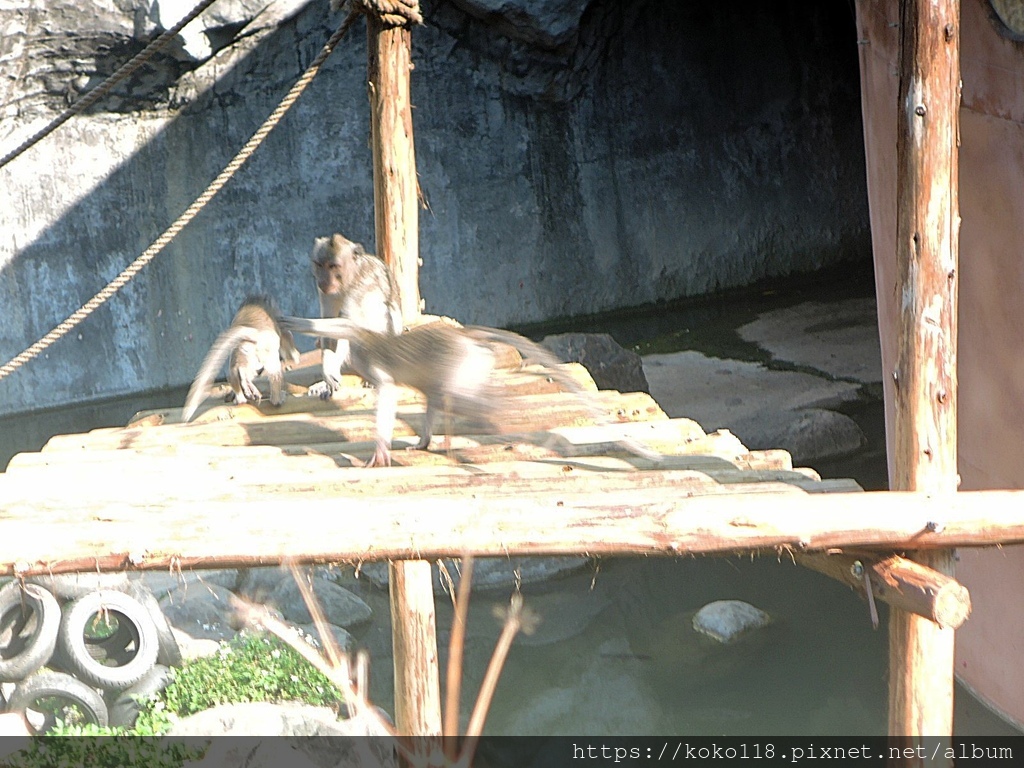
[[170, 627, 222, 660], [737, 298, 883, 385], [642, 351, 861, 431], [691, 600, 771, 644], [167, 701, 381, 736], [499, 638, 662, 735], [131, 569, 239, 601], [541, 332, 649, 393], [265, 578, 372, 629], [763, 408, 866, 464], [511, 588, 611, 647], [235, 566, 292, 603], [169, 703, 395, 766], [294, 622, 355, 654], [159, 583, 238, 641]]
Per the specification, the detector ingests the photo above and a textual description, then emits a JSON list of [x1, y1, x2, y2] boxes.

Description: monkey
[[309, 233, 402, 399], [181, 296, 300, 423], [277, 315, 662, 467]]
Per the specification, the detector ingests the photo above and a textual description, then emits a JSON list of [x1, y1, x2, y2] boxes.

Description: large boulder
[[541, 333, 649, 393]]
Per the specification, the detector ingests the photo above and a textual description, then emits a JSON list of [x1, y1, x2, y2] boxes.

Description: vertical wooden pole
[[890, 0, 960, 749], [367, 11, 421, 325], [365, 5, 438, 739], [389, 559, 442, 737]]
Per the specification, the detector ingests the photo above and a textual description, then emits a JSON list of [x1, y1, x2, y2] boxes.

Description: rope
[[0, 10, 361, 383], [0, 0, 220, 170], [355, 0, 422, 27]]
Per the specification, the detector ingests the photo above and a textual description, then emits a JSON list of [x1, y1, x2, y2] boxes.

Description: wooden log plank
[[2, 490, 1024, 577], [798, 552, 971, 629], [7, 418, 717, 471], [0, 459, 850, 506], [890, 0, 960, 745], [8, 440, 785, 476], [40, 391, 666, 453]]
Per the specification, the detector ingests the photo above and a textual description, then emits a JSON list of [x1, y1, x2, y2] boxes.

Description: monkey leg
[[265, 358, 286, 407], [412, 400, 440, 451], [367, 438, 393, 468], [366, 379, 398, 468], [239, 374, 263, 404]]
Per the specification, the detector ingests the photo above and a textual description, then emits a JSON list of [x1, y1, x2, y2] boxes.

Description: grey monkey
[[309, 233, 402, 399], [278, 316, 660, 467], [182, 296, 299, 422]]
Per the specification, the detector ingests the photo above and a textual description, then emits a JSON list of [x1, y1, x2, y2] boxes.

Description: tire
[[7, 671, 108, 733], [107, 664, 175, 729], [124, 582, 182, 668], [27, 573, 130, 601], [83, 616, 137, 666], [0, 582, 60, 682], [56, 590, 159, 691]]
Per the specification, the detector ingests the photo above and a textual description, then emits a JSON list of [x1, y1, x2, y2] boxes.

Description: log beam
[[389, 560, 442, 738], [2, 490, 1024, 577], [366, 9, 420, 324], [364, 2, 436, 739], [798, 552, 970, 629], [890, 0, 960, 747]]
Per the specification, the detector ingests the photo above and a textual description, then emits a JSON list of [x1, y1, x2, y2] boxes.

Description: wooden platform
[[0, 349, 866, 577]]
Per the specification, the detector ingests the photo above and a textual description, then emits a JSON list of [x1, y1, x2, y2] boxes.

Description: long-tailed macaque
[[278, 316, 660, 467], [309, 233, 401, 398], [182, 296, 299, 422]]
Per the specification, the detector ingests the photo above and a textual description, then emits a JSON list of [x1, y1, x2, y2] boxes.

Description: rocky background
[[0, 0, 869, 416]]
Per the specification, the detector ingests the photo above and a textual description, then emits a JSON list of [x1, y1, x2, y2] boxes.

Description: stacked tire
[[0, 576, 181, 733]]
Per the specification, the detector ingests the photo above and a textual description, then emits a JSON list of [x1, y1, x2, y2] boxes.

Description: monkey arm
[[318, 344, 347, 399]]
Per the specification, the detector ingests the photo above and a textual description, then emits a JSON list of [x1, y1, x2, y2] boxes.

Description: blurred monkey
[[182, 296, 299, 422]]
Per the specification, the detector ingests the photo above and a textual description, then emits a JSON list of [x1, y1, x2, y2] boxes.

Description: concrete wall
[[0, 0, 869, 415]]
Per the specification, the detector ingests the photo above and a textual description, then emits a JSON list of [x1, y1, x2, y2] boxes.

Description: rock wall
[[0, 0, 869, 415]]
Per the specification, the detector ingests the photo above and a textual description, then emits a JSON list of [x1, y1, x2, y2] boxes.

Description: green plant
[[159, 629, 343, 719], [1, 630, 346, 767], [1, 735, 204, 768]]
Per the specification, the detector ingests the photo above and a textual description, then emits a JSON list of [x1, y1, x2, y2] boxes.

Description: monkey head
[[311, 233, 365, 296]]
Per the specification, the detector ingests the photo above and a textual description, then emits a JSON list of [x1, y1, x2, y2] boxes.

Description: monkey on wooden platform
[[182, 296, 299, 422], [309, 232, 402, 399], [278, 315, 661, 467]]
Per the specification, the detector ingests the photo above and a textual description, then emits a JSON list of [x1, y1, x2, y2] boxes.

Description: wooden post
[[798, 553, 970, 629], [366, 8, 421, 324], [364, 1, 437, 739], [389, 559, 442, 737], [890, 0, 960, 747]]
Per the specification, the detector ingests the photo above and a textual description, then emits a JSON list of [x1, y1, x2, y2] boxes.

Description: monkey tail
[[462, 327, 584, 394], [277, 315, 366, 341], [181, 325, 261, 423], [279, 330, 301, 365], [464, 326, 664, 463]]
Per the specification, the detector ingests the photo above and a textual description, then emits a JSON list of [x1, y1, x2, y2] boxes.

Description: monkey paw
[[365, 441, 393, 468], [306, 380, 336, 400]]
